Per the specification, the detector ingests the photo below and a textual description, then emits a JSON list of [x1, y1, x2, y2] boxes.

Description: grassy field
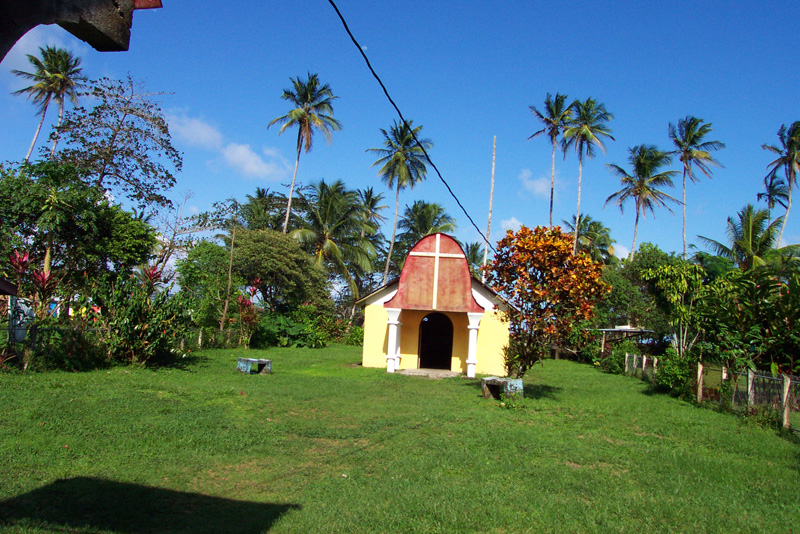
[[1, 345, 798, 533]]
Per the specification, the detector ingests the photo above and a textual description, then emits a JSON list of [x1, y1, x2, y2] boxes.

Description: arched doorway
[[418, 312, 453, 370]]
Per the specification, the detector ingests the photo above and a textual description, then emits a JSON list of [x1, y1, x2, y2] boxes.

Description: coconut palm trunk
[[631, 209, 640, 260], [549, 139, 556, 227], [574, 157, 583, 255], [779, 191, 792, 245], [283, 141, 302, 233], [383, 185, 401, 284], [50, 99, 66, 157], [682, 169, 687, 258], [25, 104, 48, 162]]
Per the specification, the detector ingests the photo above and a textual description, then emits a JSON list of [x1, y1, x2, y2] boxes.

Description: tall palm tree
[[668, 116, 725, 259], [367, 120, 433, 284], [757, 173, 789, 221], [291, 180, 375, 297], [563, 98, 614, 254], [529, 93, 573, 227], [356, 187, 387, 238], [462, 241, 486, 277], [268, 73, 341, 233], [698, 204, 783, 270], [562, 214, 616, 264], [605, 145, 678, 260], [394, 200, 456, 271], [12, 45, 85, 162], [762, 121, 800, 245]]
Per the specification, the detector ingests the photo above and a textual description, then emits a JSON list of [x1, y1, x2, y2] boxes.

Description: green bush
[[251, 312, 326, 349], [90, 275, 191, 364], [343, 326, 364, 346], [597, 339, 639, 374], [29, 321, 107, 371], [652, 346, 695, 396]]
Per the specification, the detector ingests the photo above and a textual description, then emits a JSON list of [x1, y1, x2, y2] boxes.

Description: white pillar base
[[466, 312, 483, 379]]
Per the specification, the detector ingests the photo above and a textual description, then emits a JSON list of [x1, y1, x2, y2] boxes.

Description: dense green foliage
[[0, 162, 156, 300]]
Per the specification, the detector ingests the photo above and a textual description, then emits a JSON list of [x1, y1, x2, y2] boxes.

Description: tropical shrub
[[652, 346, 694, 396], [342, 326, 364, 347], [486, 226, 609, 378], [89, 274, 190, 364]]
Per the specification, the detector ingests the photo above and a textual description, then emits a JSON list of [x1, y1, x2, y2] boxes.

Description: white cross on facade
[[408, 233, 465, 310]]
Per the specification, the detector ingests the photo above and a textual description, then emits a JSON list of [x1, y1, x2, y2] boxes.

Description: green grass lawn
[[1, 345, 798, 533]]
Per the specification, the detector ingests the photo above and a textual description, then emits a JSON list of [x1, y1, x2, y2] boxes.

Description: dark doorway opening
[[418, 312, 453, 370]]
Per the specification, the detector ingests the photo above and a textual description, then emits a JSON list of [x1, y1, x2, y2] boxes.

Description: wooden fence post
[[624, 353, 630, 375], [641, 355, 647, 380], [720, 366, 728, 406], [782, 375, 792, 429], [747, 370, 755, 409], [696, 361, 704, 404], [198, 329, 203, 349]]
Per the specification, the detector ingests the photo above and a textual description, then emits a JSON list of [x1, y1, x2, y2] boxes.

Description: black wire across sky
[[326, 0, 497, 254]]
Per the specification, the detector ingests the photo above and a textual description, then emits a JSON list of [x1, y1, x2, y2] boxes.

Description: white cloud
[[167, 114, 224, 149], [222, 143, 286, 180], [519, 168, 549, 198], [166, 113, 289, 180], [501, 217, 522, 231], [614, 244, 630, 259]]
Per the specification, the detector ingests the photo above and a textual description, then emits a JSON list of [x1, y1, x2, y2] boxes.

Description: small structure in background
[[236, 357, 272, 375], [358, 233, 510, 378], [597, 325, 654, 355]]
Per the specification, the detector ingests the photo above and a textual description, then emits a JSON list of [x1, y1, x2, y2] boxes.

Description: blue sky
[[1, 1, 798, 258]]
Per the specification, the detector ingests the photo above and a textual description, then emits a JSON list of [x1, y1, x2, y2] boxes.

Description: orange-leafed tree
[[485, 226, 609, 377]]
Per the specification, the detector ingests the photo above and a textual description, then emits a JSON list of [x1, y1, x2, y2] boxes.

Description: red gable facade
[[384, 233, 483, 313]]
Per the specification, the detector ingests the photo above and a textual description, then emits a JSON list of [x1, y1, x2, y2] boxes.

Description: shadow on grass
[[147, 352, 211, 371], [522, 384, 561, 400], [460, 379, 562, 401], [0, 477, 300, 533]]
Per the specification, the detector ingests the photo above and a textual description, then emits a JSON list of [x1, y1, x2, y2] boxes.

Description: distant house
[[357, 233, 510, 377]]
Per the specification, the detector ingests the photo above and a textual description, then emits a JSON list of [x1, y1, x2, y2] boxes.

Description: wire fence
[[621, 354, 799, 432], [697, 363, 799, 431], [624, 353, 658, 381]]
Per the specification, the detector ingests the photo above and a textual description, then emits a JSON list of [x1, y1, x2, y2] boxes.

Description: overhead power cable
[[326, 0, 497, 254]]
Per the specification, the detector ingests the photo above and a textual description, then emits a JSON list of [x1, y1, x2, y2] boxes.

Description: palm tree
[[243, 187, 287, 230], [394, 200, 456, 271], [367, 120, 433, 284], [12, 45, 85, 162], [529, 93, 573, 227], [605, 145, 678, 260], [762, 121, 800, 245], [757, 173, 789, 221], [356, 187, 387, 238], [268, 73, 341, 233], [562, 214, 616, 264], [462, 241, 486, 277], [668, 116, 725, 259], [563, 98, 614, 254], [698, 204, 783, 270], [291, 179, 375, 297]]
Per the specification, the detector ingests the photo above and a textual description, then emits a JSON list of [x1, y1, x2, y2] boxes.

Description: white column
[[466, 312, 483, 378], [386, 308, 401, 373]]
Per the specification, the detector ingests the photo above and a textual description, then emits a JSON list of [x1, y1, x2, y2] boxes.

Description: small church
[[357, 233, 510, 377]]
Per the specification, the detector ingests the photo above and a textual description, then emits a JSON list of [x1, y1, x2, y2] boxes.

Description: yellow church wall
[[475, 310, 510, 376], [361, 303, 510, 376], [361, 302, 389, 369]]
